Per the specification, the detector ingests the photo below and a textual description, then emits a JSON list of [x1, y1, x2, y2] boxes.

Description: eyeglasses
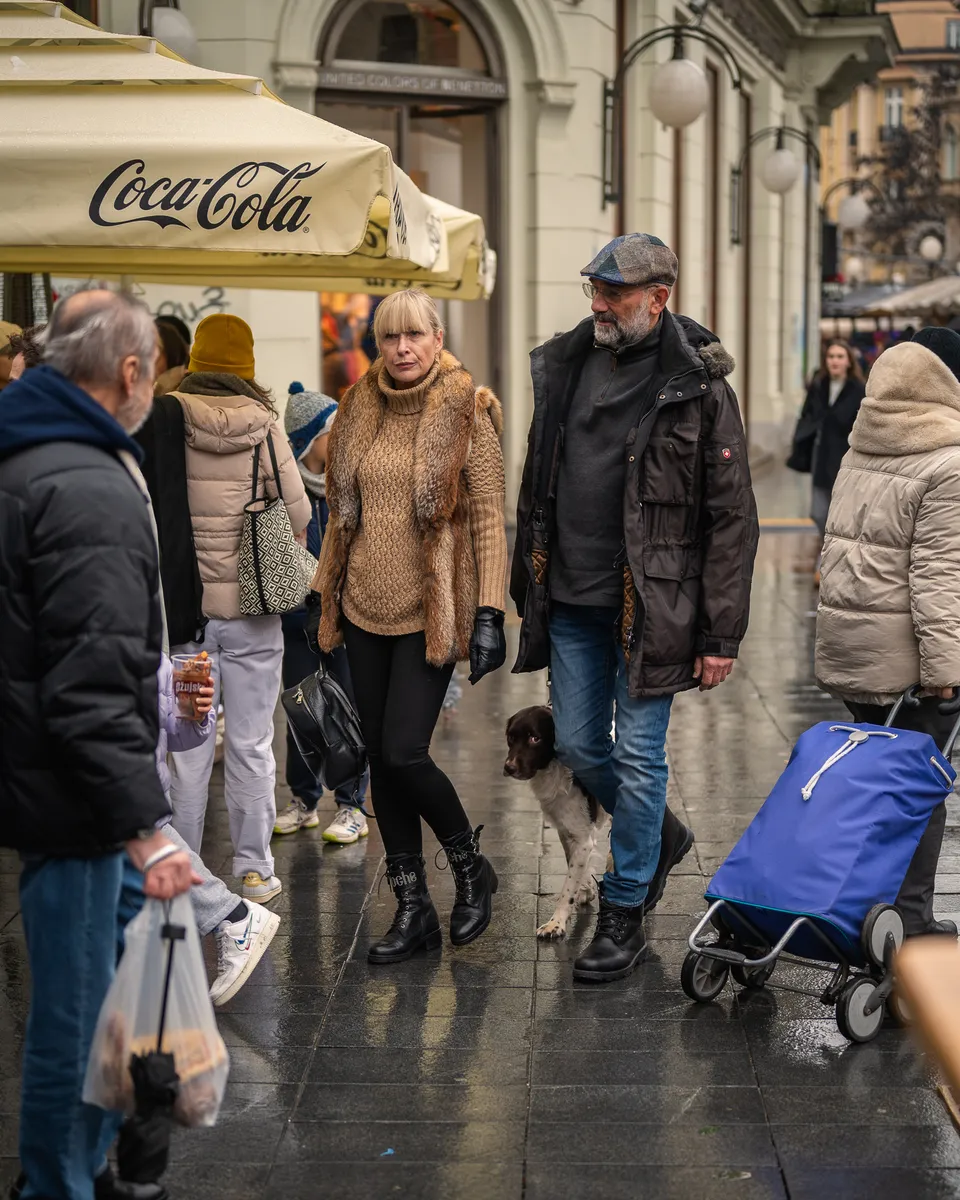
[[581, 281, 666, 303]]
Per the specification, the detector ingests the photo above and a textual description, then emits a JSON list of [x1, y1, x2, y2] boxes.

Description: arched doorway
[[316, 0, 506, 394]]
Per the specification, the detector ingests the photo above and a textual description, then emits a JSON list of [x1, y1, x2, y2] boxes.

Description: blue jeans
[[550, 603, 673, 908], [19, 853, 145, 1200]]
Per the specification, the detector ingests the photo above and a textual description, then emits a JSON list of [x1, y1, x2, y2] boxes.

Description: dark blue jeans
[[549, 603, 673, 908], [281, 611, 369, 811], [19, 852, 144, 1200]]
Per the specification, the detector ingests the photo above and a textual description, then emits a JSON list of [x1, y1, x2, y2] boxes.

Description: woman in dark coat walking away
[[788, 339, 865, 580]]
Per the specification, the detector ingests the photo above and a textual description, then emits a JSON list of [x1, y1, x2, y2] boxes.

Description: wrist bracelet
[[142, 843, 180, 873]]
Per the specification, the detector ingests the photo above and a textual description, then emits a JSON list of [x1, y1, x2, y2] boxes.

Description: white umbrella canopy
[[0, 1, 456, 283], [870, 275, 960, 321]]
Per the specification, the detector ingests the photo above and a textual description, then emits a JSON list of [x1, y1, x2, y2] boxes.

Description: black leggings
[[342, 618, 470, 857]]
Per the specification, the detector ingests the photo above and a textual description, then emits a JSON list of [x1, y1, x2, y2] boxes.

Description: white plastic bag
[[83, 894, 229, 1128]]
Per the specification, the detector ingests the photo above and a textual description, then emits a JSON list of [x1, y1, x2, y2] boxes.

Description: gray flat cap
[[581, 233, 678, 288]]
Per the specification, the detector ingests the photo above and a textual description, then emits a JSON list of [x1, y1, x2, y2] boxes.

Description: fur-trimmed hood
[[851, 341, 960, 457]]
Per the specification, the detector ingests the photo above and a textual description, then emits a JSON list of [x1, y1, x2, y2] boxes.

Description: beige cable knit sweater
[[337, 358, 507, 640]]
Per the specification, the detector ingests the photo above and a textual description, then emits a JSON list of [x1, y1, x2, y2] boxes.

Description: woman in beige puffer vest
[[815, 331, 960, 937], [166, 314, 310, 908]]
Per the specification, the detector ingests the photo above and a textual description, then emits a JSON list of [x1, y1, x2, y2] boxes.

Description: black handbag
[[786, 416, 818, 474], [280, 656, 367, 795]]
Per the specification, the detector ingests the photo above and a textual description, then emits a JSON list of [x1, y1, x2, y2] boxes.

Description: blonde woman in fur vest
[[307, 289, 508, 963], [816, 326, 960, 940]]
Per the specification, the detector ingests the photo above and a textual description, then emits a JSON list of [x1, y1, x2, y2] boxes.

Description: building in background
[[87, 0, 896, 489], [822, 0, 959, 289]]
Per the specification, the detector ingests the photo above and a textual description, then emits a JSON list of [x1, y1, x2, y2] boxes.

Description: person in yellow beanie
[[163, 313, 311, 906]]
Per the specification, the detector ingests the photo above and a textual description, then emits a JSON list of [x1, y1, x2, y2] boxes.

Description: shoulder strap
[[265, 432, 284, 504], [250, 442, 261, 503]]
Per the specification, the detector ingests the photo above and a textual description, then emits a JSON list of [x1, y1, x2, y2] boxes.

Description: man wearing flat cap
[[511, 232, 759, 982]]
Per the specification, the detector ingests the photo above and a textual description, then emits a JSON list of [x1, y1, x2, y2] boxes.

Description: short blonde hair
[[372, 289, 444, 349]]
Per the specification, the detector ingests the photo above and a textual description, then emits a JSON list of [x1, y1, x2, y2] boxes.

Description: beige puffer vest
[[815, 341, 960, 704], [174, 390, 311, 622]]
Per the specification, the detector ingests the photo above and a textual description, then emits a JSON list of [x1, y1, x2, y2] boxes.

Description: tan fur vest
[[315, 350, 502, 666]]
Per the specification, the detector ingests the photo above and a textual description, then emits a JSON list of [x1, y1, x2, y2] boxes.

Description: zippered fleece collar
[[528, 310, 735, 496]]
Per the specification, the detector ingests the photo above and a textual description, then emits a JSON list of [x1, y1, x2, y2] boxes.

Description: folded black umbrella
[[116, 912, 186, 1185]]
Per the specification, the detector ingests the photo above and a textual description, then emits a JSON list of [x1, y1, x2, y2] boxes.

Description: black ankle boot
[[368, 853, 442, 965], [643, 807, 695, 916], [441, 825, 499, 946], [573, 886, 648, 982]]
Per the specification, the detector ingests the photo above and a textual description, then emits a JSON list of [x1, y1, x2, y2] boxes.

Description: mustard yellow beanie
[[188, 314, 255, 380]]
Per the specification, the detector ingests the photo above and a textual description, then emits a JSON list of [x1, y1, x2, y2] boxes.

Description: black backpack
[[281, 656, 367, 798]]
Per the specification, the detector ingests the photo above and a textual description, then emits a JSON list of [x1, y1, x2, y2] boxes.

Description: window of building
[[335, 1, 489, 73], [62, 0, 98, 18], [884, 86, 904, 130], [946, 124, 960, 181], [948, 20, 960, 50]]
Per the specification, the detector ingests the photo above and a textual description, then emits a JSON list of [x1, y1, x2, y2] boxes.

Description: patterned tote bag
[[238, 433, 317, 616]]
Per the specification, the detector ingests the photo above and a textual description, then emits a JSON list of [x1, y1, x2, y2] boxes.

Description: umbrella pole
[[157, 909, 186, 1050]]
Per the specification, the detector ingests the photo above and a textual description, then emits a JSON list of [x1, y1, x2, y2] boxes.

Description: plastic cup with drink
[[171, 652, 212, 721]]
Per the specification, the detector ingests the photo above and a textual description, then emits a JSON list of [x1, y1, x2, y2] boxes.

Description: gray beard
[[593, 309, 657, 352]]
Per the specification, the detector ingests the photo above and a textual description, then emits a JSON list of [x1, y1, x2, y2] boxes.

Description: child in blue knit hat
[[277, 383, 370, 844]]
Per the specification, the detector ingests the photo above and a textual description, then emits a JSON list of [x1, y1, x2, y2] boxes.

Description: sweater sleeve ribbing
[[466, 409, 508, 612]]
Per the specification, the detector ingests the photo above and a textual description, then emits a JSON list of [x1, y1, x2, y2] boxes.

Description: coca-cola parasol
[[0, 1, 493, 298]]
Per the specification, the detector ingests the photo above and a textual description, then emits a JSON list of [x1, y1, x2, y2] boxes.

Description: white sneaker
[[273, 799, 321, 835], [242, 871, 282, 902], [322, 806, 369, 845], [210, 901, 281, 1006]]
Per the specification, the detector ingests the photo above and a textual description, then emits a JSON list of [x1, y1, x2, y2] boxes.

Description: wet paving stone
[[5, 531, 960, 1196]]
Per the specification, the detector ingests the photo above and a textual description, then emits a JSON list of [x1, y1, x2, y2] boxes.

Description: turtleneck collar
[[378, 358, 441, 415]]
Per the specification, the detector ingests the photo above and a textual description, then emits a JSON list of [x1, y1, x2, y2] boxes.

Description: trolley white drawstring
[[800, 726, 898, 801]]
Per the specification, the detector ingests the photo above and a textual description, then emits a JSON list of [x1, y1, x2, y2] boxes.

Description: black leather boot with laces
[[440, 825, 499, 946], [573, 886, 648, 982], [368, 853, 442, 965]]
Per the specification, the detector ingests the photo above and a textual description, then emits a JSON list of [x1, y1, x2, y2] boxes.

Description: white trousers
[[169, 615, 282, 879]]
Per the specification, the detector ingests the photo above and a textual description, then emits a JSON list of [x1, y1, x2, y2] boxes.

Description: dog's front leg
[[537, 824, 593, 940]]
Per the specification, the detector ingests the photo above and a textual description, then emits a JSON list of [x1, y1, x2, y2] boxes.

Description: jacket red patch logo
[[722, 448, 732, 460]]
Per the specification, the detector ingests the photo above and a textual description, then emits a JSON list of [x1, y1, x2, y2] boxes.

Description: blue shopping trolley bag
[[706, 719, 956, 963]]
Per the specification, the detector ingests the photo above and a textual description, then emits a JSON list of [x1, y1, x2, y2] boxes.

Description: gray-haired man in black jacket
[[0, 290, 197, 1200]]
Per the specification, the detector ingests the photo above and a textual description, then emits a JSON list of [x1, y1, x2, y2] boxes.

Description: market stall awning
[[869, 275, 960, 321], [0, 1, 497, 293]]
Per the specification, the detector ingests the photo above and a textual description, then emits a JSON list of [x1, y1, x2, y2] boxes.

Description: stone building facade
[[93, 0, 896, 491]]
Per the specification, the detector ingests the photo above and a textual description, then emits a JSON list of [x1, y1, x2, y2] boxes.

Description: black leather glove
[[469, 607, 506, 685], [304, 590, 322, 654]]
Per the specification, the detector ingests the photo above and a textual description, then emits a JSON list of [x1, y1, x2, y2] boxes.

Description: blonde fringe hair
[[372, 289, 444, 349]]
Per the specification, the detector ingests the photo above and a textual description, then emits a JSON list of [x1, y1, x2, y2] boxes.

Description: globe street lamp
[[730, 126, 821, 246], [139, 0, 199, 62], [919, 234, 944, 263], [602, 5, 743, 207]]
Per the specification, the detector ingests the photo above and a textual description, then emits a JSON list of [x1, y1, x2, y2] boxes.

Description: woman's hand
[[469, 607, 506, 685], [193, 681, 215, 718]]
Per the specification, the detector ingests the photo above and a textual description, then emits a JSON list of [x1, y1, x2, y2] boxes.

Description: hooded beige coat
[[174, 386, 311, 621], [815, 341, 960, 704]]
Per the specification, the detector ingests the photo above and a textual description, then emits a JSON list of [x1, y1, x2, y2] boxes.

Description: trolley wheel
[[887, 987, 912, 1027], [861, 904, 904, 969], [732, 959, 775, 989], [836, 976, 885, 1043], [681, 950, 730, 1003]]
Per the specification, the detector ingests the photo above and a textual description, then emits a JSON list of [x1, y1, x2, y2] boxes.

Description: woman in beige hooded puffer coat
[[816, 327, 960, 938], [167, 315, 310, 905]]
